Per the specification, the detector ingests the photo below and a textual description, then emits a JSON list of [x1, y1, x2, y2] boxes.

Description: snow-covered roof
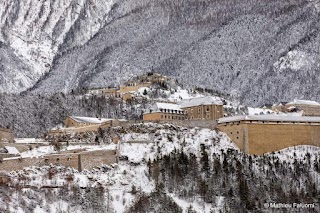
[[218, 114, 320, 124], [287, 106, 296, 110], [180, 96, 223, 108], [153, 103, 182, 112], [69, 116, 112, 124], [4, 146, 20, 155], [287, 99, 320, 106]]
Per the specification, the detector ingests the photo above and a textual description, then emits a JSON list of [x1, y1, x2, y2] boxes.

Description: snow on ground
[[137, 87, 150, 95], [20, 145, 56, 158], [168, 193, 212, 213], [120, 126, 238, 163], [274, 50, 316, 72], [167, 87, 204, 102], [268, 145, 320, 163]]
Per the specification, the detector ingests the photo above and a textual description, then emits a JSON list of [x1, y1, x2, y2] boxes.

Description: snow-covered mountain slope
[[1, 0, 320, 106], [0, 0, 114, 93]]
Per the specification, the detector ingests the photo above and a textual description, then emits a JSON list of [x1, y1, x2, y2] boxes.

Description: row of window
[[161, 115, 185, 120], [159, 109, 185, 114]]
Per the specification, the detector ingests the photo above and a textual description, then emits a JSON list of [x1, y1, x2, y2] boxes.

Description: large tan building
[[180, 96, 224, 120], [143, 103, 187, 121], [218, 115, 320, 155], [0, 127, 14, 143], [285, 99, 320, 116]]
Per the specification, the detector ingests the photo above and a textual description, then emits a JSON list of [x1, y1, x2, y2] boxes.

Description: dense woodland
[[144, 148, 320, 212]]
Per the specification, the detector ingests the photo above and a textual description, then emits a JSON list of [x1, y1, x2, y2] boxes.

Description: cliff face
[[1, 0, 320, 105]]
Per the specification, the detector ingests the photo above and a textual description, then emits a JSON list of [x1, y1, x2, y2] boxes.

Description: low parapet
[[218, 115, 320, 124]]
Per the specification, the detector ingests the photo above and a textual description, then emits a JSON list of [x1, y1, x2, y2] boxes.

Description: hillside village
[[0, 73, 320, 212]]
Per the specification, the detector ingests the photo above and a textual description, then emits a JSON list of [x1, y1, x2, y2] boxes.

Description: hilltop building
[[218, 115, 320, 155], [0, 127, 14, 143], [180, 96, 224, 120], [143, 103, 186, 121], [143, 96, 224, 121]]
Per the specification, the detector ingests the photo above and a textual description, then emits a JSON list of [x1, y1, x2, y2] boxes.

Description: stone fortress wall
[[0, 150, 117, 172]]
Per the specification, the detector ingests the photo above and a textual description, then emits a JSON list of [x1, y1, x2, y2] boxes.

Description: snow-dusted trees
[[148, 147, 320, 212]]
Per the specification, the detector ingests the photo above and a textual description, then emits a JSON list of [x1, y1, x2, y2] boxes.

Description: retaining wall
[[218, 122, 320, 155], [0, 150, 117, 172], [118, 120, 217, 129]]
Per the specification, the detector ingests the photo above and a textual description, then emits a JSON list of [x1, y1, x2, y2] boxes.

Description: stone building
[[0, 127, 14, 143], [218, 115, 320, 155], [285, 99, 320, 116], [180, 96, 224, 120], [143, 103, 187, 121]]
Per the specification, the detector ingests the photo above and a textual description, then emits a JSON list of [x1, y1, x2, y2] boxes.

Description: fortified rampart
[[48, 120, 217, 142], [218, 117, 320, 155], [0, 150, 117, 172]]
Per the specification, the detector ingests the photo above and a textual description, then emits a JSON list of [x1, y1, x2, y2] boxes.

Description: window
[[161, 115, 163, 119], [207, 107, 210, 112], [237, 131, 239, 134]]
